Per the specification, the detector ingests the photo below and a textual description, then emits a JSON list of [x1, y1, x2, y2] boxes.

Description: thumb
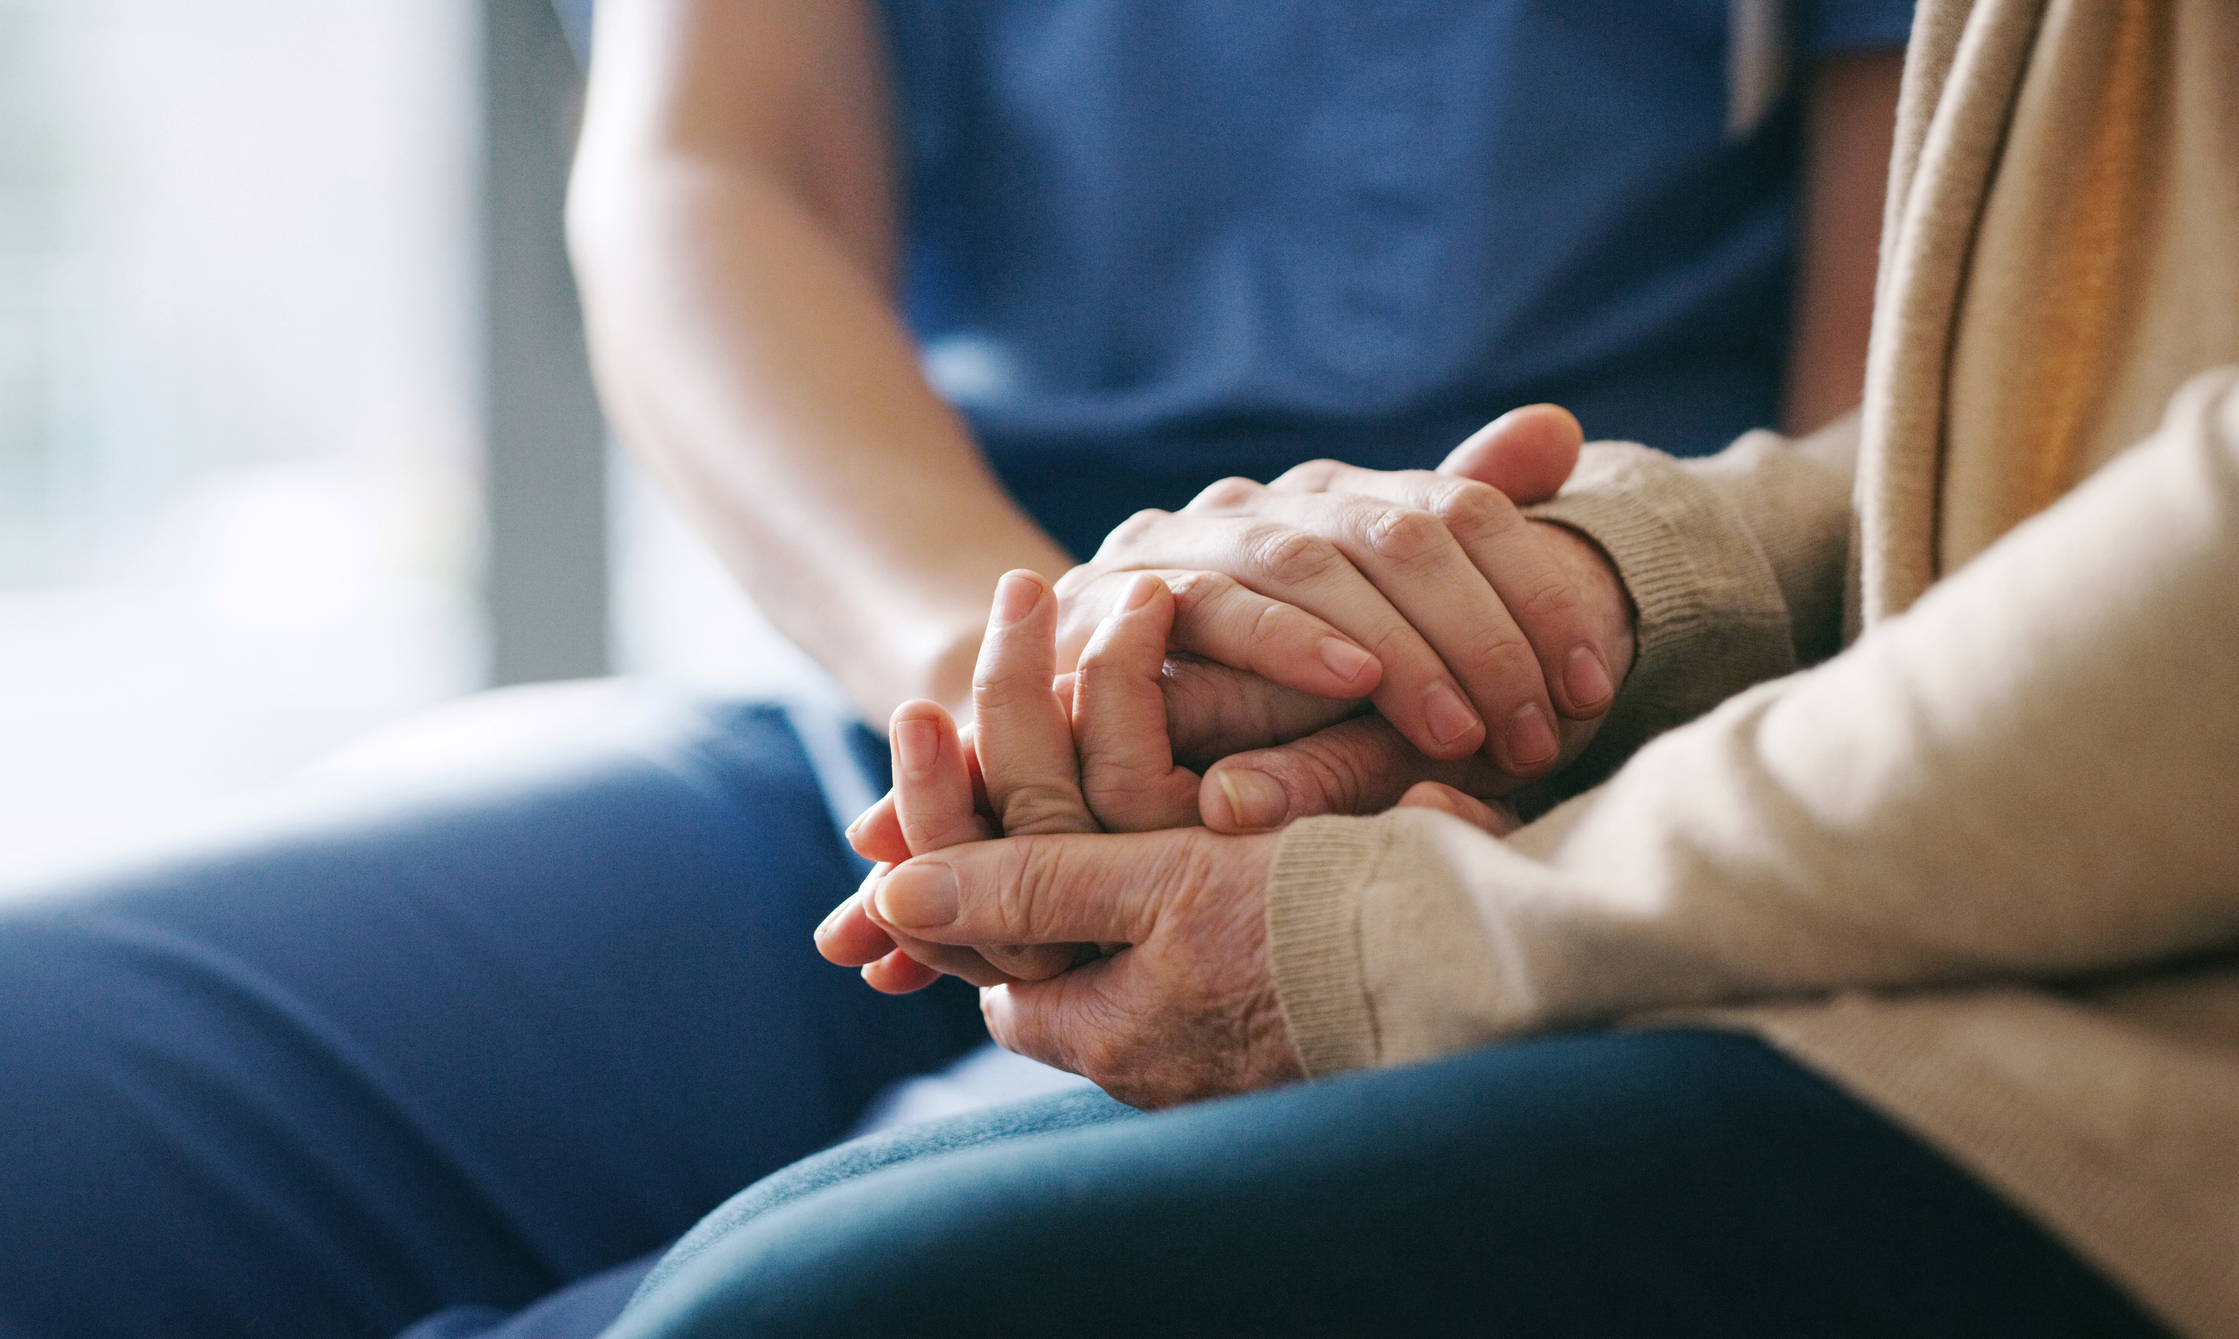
[[872, 829, 1184, 946], [1199, 714, 1505, 833], [1438, 403, 1582, 504]]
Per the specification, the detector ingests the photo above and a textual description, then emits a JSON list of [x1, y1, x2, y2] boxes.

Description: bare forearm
[[570, 162, 1068, 723], [564, 0, 1067, 722]]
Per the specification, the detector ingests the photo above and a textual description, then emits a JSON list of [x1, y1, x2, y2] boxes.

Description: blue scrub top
[[551, 0, 1915, 560], [879, 1, 1912, 557]]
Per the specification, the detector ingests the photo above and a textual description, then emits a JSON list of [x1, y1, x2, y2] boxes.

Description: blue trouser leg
[[0, 695, 983, 1339], [612, 1031, 2172, 1339]]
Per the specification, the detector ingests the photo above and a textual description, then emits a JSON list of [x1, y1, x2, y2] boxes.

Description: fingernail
[[894, 717, 938, 779], [1564, 645, 1614, 710], [1506, 702, 1559, 768], [877, 862, 959, 928], [991, 572, 1040, 626], [1423, 684, 1483, 749], [1215, 768, 1289, 830], [1316, 638, 1375, 685], [1120, 573, 1160, 612]]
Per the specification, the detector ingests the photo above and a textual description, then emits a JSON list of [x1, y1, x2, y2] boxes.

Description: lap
[[0, 687, 984, 1339], [614, 1029, 2170, 1339]]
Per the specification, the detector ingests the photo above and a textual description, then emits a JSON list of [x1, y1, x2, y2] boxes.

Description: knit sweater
[[1261, 2, 2239, 1334]]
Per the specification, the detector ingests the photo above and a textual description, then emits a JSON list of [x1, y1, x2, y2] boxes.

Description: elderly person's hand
[[874, 824, 1289, 1108], [822, 564, 1514, 1102], [861, 769, 1512, 1111]]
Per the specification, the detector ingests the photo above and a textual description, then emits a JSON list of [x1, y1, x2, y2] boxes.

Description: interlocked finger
[[1087, 510, 1490, 762], [974, 571, 1101, 836], [1071, 575, 1201, 832], [888, 702, 995, 854], [1265, 460, 1617, 725]]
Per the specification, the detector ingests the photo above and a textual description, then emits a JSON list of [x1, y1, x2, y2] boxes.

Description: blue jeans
[[0, 693, 2169, 1338], [611, 1031, 2169, 1339], [0, 693, 982, 1339]]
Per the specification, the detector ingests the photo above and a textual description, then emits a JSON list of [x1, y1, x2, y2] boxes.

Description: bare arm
[[1784, 50, 1903, 435], [567, 0, 1071, 724]]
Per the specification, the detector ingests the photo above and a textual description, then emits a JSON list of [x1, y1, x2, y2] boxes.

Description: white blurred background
[[0, 0, 794, 879]]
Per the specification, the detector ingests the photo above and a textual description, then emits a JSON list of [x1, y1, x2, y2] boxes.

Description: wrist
[[1531, 520, 1637, 689], [827, 611, 985, 731]]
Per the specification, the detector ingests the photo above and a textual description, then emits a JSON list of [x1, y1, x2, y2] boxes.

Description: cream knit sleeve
[[1521, 415, 1856, 797], [1271, 370, 2239, 1077]]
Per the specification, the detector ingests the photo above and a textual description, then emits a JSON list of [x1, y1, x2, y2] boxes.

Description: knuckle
[[1160, 568, 1233, 617], [1513, 574, 1585, 625], [997, 783, 1092, 837], [1304, 719, 1421, 813], [1454, 627, 1543, 687], [1074, 1027, 1121, 1080], [1076, 997, 1147, 1076], [972, 654, 1054, 702], [1358, 620, 1431, 674], [989, 943, 1065, 983], [1095, 509, 1170, 557], [1078, 771, 1145, 815], [1295, 747, 1374, 814], [1187, 476, 1263, 512], [1362, 505, 1450, 566], [1247, 525, 1342, 588], [1426, 479, 1515, 537], [1244, 598, 1298, 662], [1251, 741, 1371, 817], [1270, 458, 1345, 491], [1051, 564, 1097, 601]]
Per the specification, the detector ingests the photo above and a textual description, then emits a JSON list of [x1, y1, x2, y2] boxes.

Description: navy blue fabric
[[611, 1031, 2169, 1339], [554, 2, 1914, 559], [394, 1256, 657, 1339], [636, 1087, 1139, 1303], [881, 2, 1917, 557], [0, 694, 984, 1339]]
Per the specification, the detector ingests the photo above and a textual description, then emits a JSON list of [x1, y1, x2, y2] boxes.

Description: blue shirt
[[879, 1, 1912, 557]]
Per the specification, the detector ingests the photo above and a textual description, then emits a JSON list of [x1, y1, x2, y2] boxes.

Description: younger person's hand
[[1055, 404, 1630, 782]]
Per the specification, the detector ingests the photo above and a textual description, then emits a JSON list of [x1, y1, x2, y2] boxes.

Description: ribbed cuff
[[1264, 814, 1395, 1077], [1524, 442, 1797, 797]]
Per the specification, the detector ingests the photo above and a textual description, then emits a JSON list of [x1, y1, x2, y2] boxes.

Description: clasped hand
[[817, 406, 1632, 1107]]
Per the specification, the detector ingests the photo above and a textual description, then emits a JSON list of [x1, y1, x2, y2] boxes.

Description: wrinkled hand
[[1055, 404, 1629, 784], [867, 824, 1293, 1108], [823, 567, 1215, 991], [862, 779, 1515, 1108], [822, 569, 1517, 1103]]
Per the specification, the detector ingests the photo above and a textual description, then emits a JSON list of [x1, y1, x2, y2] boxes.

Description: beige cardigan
[[1262, 1, 2239, 1334]]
